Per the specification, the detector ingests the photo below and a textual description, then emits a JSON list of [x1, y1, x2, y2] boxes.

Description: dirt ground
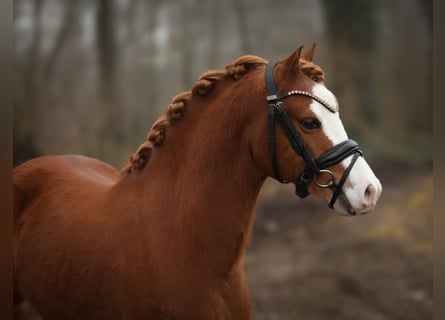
[[246, 163, 432, 320]]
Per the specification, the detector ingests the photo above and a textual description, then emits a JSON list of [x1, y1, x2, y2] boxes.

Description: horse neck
[[138, 79, 266, 276]]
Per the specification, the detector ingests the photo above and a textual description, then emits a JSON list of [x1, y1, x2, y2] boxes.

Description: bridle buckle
[[294, 171, 312, 198]]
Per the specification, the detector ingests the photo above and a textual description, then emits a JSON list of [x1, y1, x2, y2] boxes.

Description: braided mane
[[121, 55, 324, 174]]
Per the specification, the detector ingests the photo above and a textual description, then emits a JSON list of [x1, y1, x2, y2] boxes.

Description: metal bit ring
[[314, 169, 335, 188]]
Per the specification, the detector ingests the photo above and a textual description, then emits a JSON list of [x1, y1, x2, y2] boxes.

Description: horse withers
[[13, 44, 382, 319]]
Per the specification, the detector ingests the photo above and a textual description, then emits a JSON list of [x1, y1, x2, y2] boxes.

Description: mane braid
[[121, 55, 267, 175]]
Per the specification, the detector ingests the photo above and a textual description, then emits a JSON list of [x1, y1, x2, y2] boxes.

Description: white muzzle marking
[[310, 83, 382, 214]]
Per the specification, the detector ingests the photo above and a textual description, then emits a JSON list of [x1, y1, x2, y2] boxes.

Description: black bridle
[[265, 61, 363, 211]]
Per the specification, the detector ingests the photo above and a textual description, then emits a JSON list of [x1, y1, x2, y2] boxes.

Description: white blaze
[[309, 83, 382, 214]]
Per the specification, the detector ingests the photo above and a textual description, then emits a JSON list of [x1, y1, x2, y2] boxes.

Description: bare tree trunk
[[321, 0, 383, 152], [374, 0, 431, 162], [179, 0, 194, 88], [322, 0, 431, 163], [42, 0, 79, 82], [93, 0, 125, 162], [24, 0, 43, 98], [208, 1, 222, 67], [14, 0, 45, 165], [233, 0, 250, 54], [96, 0, 116, 99], [417, 0, 432, 132]]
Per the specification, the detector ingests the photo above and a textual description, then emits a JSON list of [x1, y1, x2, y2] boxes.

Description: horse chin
[[306, 185, 360, 216], [332, 193, 360, 216], [332, 192, 376, 216]]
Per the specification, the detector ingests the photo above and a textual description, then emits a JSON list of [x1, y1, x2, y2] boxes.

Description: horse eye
[[300, 118, 321, 130]]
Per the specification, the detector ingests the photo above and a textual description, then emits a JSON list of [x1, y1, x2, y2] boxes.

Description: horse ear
[[282, 45, 304, 76], [301, 43, 317, 62]]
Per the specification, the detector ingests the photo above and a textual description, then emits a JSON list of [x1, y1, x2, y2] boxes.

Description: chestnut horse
[[13, 45, 382, 319]]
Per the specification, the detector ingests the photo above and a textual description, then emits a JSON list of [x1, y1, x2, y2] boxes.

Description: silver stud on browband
[[287, 90, 338, 113]]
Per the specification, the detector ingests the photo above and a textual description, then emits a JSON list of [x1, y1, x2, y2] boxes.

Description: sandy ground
[[246, 163, 432, 320]]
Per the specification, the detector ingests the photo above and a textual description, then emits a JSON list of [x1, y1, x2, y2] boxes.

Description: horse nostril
[[364, 184, 377, 205]]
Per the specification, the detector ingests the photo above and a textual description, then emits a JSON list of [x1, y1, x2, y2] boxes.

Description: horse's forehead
[[309, 83, 348, 145], [311, 82, 338, 109]]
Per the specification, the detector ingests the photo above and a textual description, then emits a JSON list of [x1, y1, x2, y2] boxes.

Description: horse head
[[250, 44, 382, 215]]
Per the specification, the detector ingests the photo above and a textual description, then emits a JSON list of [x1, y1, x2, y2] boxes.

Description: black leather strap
[[328, 152, 361, 208], [273, 103, 319, 174], [317, 140, 362, 168], [266, 61, 287, 183], [294, 170, 313, 198], [268, 105, 284, 182], [266, 61, 279, 102]]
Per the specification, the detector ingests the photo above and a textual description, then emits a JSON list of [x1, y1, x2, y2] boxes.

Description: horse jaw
[[309, 83, 382, 215]]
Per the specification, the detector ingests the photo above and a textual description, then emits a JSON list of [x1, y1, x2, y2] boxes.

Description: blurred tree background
[[14, 0, 431, 168], [13, 1, 432, 319]]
